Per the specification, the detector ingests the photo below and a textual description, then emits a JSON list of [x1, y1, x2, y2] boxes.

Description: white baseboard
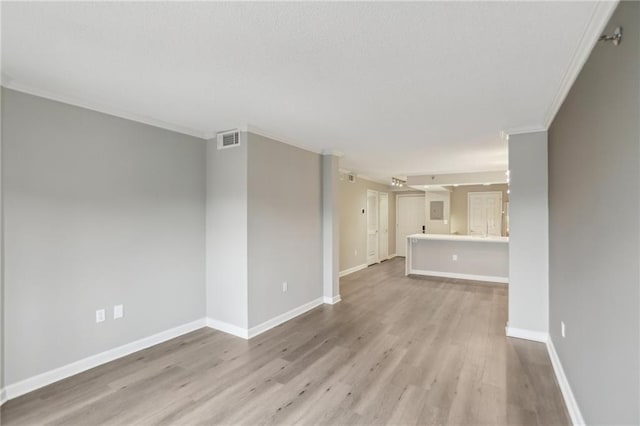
[[247, 297, 323, 339], [339, 264, 367, 277], [206, 297, 325, 340], [547, 338, 585, 426], [3, 318, 207, 402], [410, 269, 508, 284], [505, 326, 549, 343], [323, 295, 342, 305], [206, 318, 249, 339], [0, 388, 7, 406]]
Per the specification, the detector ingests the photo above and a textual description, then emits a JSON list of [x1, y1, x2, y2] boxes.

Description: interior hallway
[[1, 258, 569, 425]]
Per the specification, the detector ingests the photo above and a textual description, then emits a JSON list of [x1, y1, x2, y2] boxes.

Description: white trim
[[396, 193, 426, 257], [247, 297, 324, 339], [504, 126, 548, 137], [0, 388, 7, 406], [2, 79, 207, 139], [323, 295, 342, 305], [206, 318, 249, 339], [321, 149, 344, 157], [505, 326, 549, 343], [3, 318, 206, 401], [543, 1, 619, 127], [238, 124, 322, 154], [467, 191, 503, 236], [409, 269, 508, 284], [339, 263, 367, 277], [546, 337, 586, 426], [206, 298, 325, 340]]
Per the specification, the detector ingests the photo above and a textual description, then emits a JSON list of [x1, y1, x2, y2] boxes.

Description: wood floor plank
[[1, 258, 570, 425]]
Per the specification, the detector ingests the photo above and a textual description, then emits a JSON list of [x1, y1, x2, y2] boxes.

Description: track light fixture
[[391, 177, 406, 187]]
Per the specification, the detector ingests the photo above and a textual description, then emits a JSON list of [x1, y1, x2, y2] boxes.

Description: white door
[[366, 190, 379, 265], [379, 192, 389, 260], [468, 192, 502, 236], [396, 194, 425, 256]]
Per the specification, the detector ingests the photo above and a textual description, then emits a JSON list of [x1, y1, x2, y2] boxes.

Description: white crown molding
[[3, 318, 207, 401], [543, 0, 619, 128], [503, 126, 548, 137], [234, 124, 322, 155], [321, 149, 344, 157], [547, 338, 586, 426], [2, 79, 208, 139]]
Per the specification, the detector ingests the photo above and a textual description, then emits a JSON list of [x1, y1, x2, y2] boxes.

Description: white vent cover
[[217, 130, 241, 150]]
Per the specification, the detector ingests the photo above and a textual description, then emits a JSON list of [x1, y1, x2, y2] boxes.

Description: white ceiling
[[1, 1, 608, 181]]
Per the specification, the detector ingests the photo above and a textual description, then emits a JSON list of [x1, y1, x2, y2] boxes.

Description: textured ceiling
[[2, 2, 603, 180]]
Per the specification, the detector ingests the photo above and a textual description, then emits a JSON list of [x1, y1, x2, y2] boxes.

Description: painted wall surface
[[247, 133, 323, 327], [2, 89, 206, 386], [507, 131, 548, 335], [449, 184, 509, 236], [410, 240, 508, 279], [0, 8, 2, 386], [322, 155, 340, 300], [339, 177, 396, 272], [206, 134, 248, 329], [548, 2, 639, 423]]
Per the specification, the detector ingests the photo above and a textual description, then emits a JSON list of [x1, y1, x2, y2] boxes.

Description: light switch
[[96, 309, 106, 323], [114, 304, 124, 319]]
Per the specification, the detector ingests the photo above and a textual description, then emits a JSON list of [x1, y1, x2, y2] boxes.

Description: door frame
[[467, 191, 503, 236], [366, 189, 380, 265], [378, 192, 389, 261], [396, 193, 426, 257]]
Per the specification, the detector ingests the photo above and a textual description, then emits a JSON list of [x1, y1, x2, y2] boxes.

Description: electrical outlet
[[354, 249, 358, 256], [452, 254, 458, 261], [96, 309, 106, 323], [114, 304, 124, 319], [561, 321, 566, 338], [282, 281, 288, 292]]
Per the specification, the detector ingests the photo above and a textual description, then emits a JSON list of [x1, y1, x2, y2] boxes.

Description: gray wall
[[411, 239, 508, 280], [205, 135, 248, 329], [247, 133, 323, 327], [339, 177, 396, 271], [548, 1, 639, 423], [2, 89, 206, 386], [508, 131, 548, 334], [1, 86, 4, 392], [322, 155, 340, 300]]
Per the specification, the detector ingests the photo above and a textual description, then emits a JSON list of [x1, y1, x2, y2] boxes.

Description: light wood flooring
[[1, 258, 570, 425]]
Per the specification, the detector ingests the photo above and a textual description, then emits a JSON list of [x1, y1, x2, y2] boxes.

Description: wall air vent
[[216, 130, 241, 150], [347, 174, 356, 183]]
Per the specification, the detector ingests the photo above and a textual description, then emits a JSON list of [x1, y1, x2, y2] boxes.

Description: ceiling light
[[391, 177, 406, 188]]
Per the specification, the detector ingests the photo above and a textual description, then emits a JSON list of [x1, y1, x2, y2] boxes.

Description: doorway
[[379, 192, 389, 260], [396, 194, 425, 256], [366, 190, 379, 265], [468, 191, 503, 236]]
